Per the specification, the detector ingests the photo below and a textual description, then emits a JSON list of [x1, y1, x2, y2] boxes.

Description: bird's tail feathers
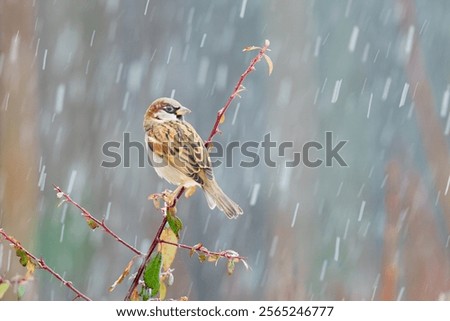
[[203, 180, 243, 219]]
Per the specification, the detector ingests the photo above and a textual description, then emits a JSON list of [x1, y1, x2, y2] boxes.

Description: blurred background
[[1, 0, 450, 300]]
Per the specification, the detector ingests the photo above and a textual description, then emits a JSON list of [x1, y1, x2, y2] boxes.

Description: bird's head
[[144, 97, 191, 124]]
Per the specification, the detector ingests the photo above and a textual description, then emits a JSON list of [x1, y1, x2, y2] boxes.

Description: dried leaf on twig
[[148, 193, 161, 209], [85, 218, 99, 230], [109, 257, 137, 292], [242, 45, 261, 52], [263, 54, 273, 75], [227, 259, 236, 275]]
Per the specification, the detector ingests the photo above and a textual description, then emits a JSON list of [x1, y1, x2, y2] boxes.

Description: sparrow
[[143, 97, 243, 219]]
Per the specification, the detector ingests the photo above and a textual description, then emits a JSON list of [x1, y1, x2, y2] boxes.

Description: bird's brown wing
[[146, 120, 213, 185]]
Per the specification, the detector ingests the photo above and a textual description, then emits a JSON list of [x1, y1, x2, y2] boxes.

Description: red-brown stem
[[205, 40, 271, 145], [159, 239, 246, 261], [124, 187, 185, 300], [0, 228, 91, 301], [53, 185, 143, 256], [124, 216, 167, 301]]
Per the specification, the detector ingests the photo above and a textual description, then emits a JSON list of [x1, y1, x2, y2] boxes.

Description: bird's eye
[[164, 105, 176, 113]]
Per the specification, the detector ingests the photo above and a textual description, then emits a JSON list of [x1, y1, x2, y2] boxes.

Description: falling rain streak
[[348, 26, 359, 52], [441, 87, 450, 117], [331, 79, 342, 103], [367, 93, 373, 118], [399, 83, 409, 107], [239, 0, 248, 19], [334, 237, 340, 261], [291, 202, 299, 228], [250, 183, 261, 206], [358, 201, 366, 222]]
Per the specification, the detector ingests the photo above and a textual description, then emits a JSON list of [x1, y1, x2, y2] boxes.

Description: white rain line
[[269, 236, 279, 258], [380, 174, 388, 188], [319, 260, 328, 281], [435, 191, 441, 206], [343, 218, 350, 240], [382, 77, 391, 101], [35, 37, 40, 57], [314, 36, 321, 57], [144, 0, 150, 15], [115, 63, 123, 83], [405, 25, 415, 55], [399, 83, 409, 107], [42, 49, 48, 70], [85, 59, 90, 75], [345, 0, 352, 18], [348, 26, 359, 52], [331, 79, 342, 103], [90, 30, 96, 47], [200, 33, 207, 48], [445, 175, 450, 196], [362, 43, 370, 62], [371, 274, 380, 300], [334, 237, 340, 261], [239, 0, 248, 18], [367, 93, 373, 118], [7, 249, 12, 272], [291, 203, 300, 228], [445, 112, 450, 136], [397, 287, 405, 301], [122, 91, 130, 111], [441, 87, 450, 118], [250, 183, 261, 206], [166, 46, 173, 64], [55, 84, 65, 114], [358, 200, 366, 222], [336, 181, 344, 197], [105, 202, 112, 220], [3, 92, 10, 111], [231, 102, 241, 125], [59, 224, 65, 243], [67, 170, 77, 194], [38, 165, 46, 191]]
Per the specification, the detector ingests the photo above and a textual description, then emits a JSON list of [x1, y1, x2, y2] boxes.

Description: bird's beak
[[176, 106, 191, 116]]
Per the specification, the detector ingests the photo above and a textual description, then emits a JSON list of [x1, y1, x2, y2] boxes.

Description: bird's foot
[[184, 186, 197, 198]]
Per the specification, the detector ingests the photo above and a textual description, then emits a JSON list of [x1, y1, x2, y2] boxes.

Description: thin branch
[[124, 187, 185, 301], [205, 39, 271, 145], [159, 239, 246, 261], [0, 228, 91, 301], [53, 185, 143, 256]]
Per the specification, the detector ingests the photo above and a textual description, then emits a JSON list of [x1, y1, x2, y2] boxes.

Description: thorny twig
[[53, 185, 143, 256], [205, 39, 271, 145], [159, 239, 247, 262], [124, 187, 184, 301], [0, 228, 91, 301]]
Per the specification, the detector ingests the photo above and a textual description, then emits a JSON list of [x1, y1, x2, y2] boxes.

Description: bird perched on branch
[[143, 97, 243, 219]]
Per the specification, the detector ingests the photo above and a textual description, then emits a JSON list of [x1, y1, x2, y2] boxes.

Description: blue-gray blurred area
[[1, 0, 450, 300]]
